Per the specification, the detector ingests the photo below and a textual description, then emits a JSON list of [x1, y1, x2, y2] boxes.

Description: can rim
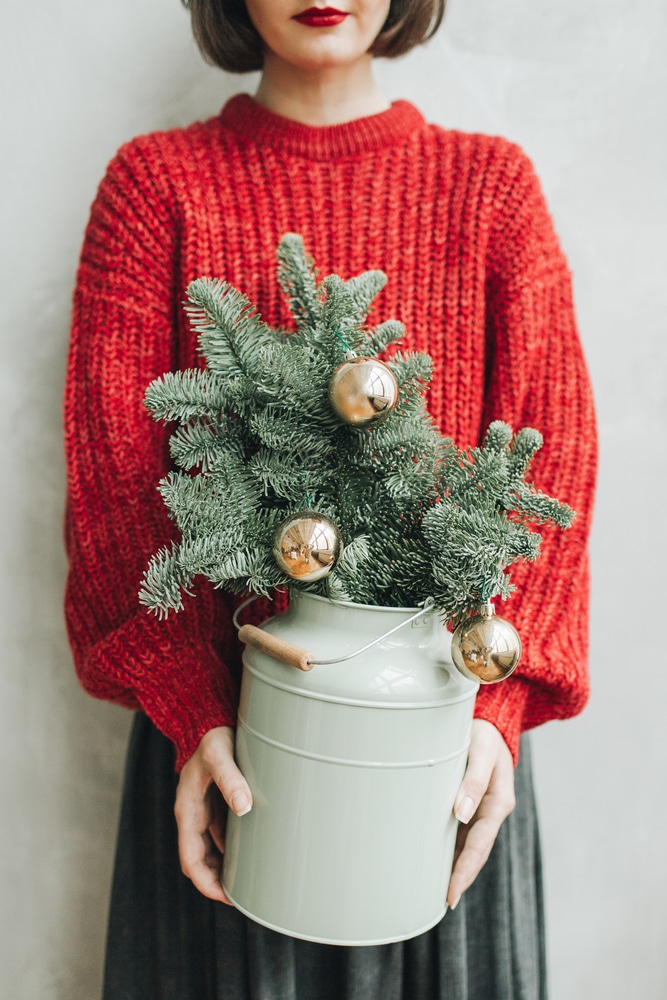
[[291, 588, 423, 615]]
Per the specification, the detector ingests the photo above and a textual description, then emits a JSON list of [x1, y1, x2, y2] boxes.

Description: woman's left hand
[[447, 719, 516, 910], [176, 725, 252, 904]]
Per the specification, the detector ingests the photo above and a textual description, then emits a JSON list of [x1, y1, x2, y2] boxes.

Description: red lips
[[293, 7, 348, 27]]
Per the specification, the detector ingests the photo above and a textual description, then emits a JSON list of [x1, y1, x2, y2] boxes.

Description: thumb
[[199, 727, 253, 817]]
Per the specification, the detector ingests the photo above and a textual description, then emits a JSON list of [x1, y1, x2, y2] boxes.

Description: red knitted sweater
[[64, 95, 597, 769]]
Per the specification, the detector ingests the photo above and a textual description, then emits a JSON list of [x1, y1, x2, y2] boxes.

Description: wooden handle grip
[[238, 625, 315, 671]]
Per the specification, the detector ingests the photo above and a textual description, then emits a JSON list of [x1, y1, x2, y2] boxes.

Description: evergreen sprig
[[139, 234, 574, 621]]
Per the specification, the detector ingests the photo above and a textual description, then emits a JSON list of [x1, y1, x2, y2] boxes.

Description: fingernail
[[231, 791, 252, 816], [455, 796, 475, 824], [449, 895, 460, 911]]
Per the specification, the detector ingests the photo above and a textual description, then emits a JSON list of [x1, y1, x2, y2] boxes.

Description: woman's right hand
[[175, 726, 252, 903]]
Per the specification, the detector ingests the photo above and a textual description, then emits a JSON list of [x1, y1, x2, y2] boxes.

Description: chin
[[294, 53, 358, 71], [285, 39, 368, 70]]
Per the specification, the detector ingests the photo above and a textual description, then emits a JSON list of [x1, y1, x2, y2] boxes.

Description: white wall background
[[1, 1, 665, 997]]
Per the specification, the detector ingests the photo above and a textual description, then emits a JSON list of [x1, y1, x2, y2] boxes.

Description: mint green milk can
[[222, 590, 478, 946]]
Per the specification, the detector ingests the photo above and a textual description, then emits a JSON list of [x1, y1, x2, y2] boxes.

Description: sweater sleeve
[[473, 147, 598, 762], [64, 141, 240, 770]]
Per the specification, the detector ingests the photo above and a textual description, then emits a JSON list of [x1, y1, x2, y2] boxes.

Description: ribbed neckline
[[219, 93, 426, 161]]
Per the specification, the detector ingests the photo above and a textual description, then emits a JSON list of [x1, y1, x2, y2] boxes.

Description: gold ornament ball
[[273, 511, 343, 582], [451, 600, 522, 684], [329, 357, 399, 425]]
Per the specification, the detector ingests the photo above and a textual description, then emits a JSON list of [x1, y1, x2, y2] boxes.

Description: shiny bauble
[[273, 511, 343, 582], [451, 600, 522, 684], [329, 357, 399, 426]]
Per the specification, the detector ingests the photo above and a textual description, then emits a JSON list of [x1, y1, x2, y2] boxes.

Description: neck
[[254, 54, 390, 126]]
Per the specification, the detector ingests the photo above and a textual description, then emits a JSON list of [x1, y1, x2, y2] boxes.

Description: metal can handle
[[235, 595, 435, 670]]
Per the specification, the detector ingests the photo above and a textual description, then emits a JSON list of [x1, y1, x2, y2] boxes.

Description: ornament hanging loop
[[333, 328, 355, 356]]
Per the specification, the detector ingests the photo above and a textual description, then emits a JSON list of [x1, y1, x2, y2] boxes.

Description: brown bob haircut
[[182, 1, 446, 74]]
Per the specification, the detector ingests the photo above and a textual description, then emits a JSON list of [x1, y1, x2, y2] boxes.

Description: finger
[[209, 786, 228, 856], [200, 729, 253, 817], [202, 829, 234, 906], [451, 817, 468, 869], [453, 725, 498, 824], [447, 721, 516, 909], [178, 827, 228, 902], [447, 808, 506, 909], [175, 779, 228, 903]]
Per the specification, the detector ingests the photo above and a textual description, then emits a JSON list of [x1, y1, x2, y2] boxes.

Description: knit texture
[[64, 95, 597, 768]]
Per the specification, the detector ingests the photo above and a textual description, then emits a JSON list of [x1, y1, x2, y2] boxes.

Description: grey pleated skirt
[[103, 714, 547, 1000]]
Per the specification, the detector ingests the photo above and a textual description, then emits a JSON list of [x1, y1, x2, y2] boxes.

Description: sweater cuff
[[92, 610, 239, 770], [473, 676, 530, 764]]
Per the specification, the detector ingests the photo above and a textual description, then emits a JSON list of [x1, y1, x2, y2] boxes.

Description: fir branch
[[363, 319, 405, 356], [324, 572, 353, 603], [139, 545, 194, 616], [208, 546, 268, 587], [508, 426, 543, 476], [257, 341, 334, 417], [169, 418, 242, 472], [447, 449, 509, 512], [344, 271, 387, 326], [321, 275, 364, 352], [387, 352, 434, 417], [144, 369, 232, 423], [158, 463, 261, 535], [247, 448, 315, 503], [245, 550, 289, 596], [243, 507, 287, 547], [386, 351, 433, 387], [276, 233, 323, 334], [504, 485, 575, 528], [250, 408, 336, 461], [381, 536, 432, 603], [422, 502, 542, 620], [383, 470, 430, 502], [482, 421, 514, 453], [140, 234, 575, 620], [345, 413, 442, 473], [186, 278, 282, 377], [334, 534, 371, 577]]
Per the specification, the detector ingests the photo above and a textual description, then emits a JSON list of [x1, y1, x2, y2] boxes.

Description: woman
[[64, 1, 597, 997]]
